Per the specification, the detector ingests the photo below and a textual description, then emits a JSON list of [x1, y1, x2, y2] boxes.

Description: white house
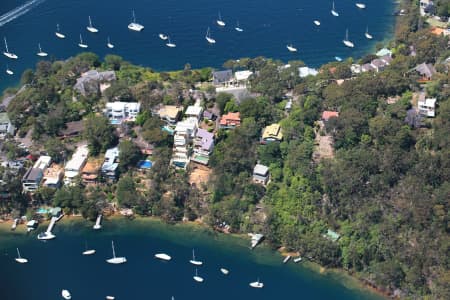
[[185, 105, 203, 120], [299, 67, 318, 78], [234, 70, 253, 86], [105, 102, 140, 123], [253, 164, 270, 185], [64, 145, 89, 185], [0, 112, 14, 136], [418, 98, 437, 117], [101, 147, 120, 181]]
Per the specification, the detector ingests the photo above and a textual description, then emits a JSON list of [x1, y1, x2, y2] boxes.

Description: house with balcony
[[261, 123, 283, 144], [42, 164, 64, 188], [418, 98, 437, 117], [81, 157, 103, 184], [22, 168, 44, 192], [253, 164, 269, 185], [219, 112, 241, 129], [191, 128, 214, 165], [105, 102, 140, 124], [101, 147, 120, 181], [0, 112, 14, 137], [64, 145, 89, 186], [155, 105, 183, 126], [185, 105, 203, 121], [213, 69, 233, 87], [234, 70, 253, 87]]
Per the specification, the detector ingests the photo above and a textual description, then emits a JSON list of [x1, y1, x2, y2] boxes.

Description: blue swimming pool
[[36, 208, 49, 214], [137, 160, 152, 169]]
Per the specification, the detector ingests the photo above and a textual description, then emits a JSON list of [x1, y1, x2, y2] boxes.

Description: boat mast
[[112, 241, 116, 258], [16, 248, 21, 258], [4, 37, 9, 52], [88, 16, 92, 27]]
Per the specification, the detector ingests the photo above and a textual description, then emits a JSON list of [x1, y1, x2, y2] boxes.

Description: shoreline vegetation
[[1, 0, 450, 298]]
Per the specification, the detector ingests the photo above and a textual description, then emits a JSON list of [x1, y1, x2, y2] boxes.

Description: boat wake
[[0, 0, 46, 27]]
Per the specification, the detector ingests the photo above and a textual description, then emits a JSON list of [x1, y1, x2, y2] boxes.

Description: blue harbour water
[[0, 0, 396, 92], [0, 218, 384, 300]]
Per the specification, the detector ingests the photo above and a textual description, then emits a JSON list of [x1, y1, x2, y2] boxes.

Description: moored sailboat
[[36, 43, 48, 57], [86, 16, 99, 33], [331, 1, 339, 16], [55, 24, 66, 39], [3, 37, 18, 59], [78, 34, 88, 48], [216, 12, 226, 26], [15, 248, 28, 263], [205, 27, 216, 44], [128, 10, 144, 31], [106, 241, 127, 264], [343, 29, 354, 48]]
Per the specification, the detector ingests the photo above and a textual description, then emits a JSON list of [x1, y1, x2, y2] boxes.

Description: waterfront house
[[418, 98, 437, 117], [370, 59, 388, 72], [299, 66, 318, 78], [191, 128, 214, 165], [212, 70, 233, 87], [74, 70, 116, 96], [58, 121, 84, 139], [261, 123, 283, 144], [253, 164, 270, 185], [234, 70, 253, 87], [361, 63, 375, 73], [219, 112, 241, 129], [415, 63, 437, 81], [0, 112, 14, 137], [42, 164, 64, 188], [155, 105, 183, 126], [22, 168, 44, 192], [321, 111, 339, 122], [101, 147, 120, 181], [376, 48, 392, 57], [81, 157, 102, 184], [33, 156, 52, 170], [105, 102, 140, 123], [64, 145, 89, 186]]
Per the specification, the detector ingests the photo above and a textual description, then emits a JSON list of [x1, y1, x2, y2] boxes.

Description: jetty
[[248, 233, 264, 249], [93, 214, 102, 230], [37, 207, 63, 240]]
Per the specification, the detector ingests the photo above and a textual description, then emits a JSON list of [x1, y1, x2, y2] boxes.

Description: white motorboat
[[37, 231, 56, 240], [286, 44, 297, 52], [331, 1, 339, 16], [6, 65, 13, 75], [283, 255, 291, 264], [36, 43, 48, 57], [3, 37, 18, 59], [55, 24, 66, 39], [220, 268, 229, 275], [106, 241, 127, 264], [159, 33, 168, 40], [193, 268, 204, 283], [365, 26, 373, 39], [86, 16, 99, 33], [205, 27, 216, 44], [166, 36, 176, 48], [356, 3, 366, 9], [189, 249, 203, 266], [107, 37, 114, 49], [106, 296, 115, 300], [15, 248, 28, 263], [155, 253, 171, 261], [314, 20, 321, 26], [78, 34, 88, 49], [235, 21, 243, 32], [249, 278, 264, 288], [61, 289, 71, 300], [293, 256, 302, 263], [343, 29, 355, 48], [128, 10, 144, 31], [216, 12, 226, 26], [335, 56, 343, 62]]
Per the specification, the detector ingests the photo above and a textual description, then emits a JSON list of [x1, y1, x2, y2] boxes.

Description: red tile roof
[[321, 111, 339, 121]]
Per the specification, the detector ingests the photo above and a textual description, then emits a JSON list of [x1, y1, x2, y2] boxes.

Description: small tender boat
[[205, 27, 216, 44], [106, 241, 127, 264], [37, 231, 56, 240], [335, 56, 343, 62], [165, 36, 176, 48], [220, 268, 229, 275], [249, 278, 264, 288], [128, 10, 144, 31], [3, 37, 18, 59], [36, 43, 48, 57], [356, 3, 366, 9], [314, 20, 321, 26], [6, 66, 13, 75], [331, 1, 339, 17], [365, 26, 373, 39], [107, 37, 114, 49], [78, 34, 88, 49], [343, 29, 354, 48], [155, 253, 172, 261], [189, 249, 203, 266], [283, 255, 291, 264], [216, 12, 226, 26], [15, 248, 28, 263], [61, 289, 71, 300], [287, 44, 297, 52], [86, 16, 99, 33], [11, 218, 19, 230], [106, 296, 115, 300], [235, 21, 243, 32], [159, 33, 168, 40], [293, 256, 302, 263], [193, 268, 204, 283], [55, 24, 66, 39]]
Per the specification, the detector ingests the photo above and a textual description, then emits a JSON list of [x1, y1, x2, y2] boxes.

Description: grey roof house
[[415, 63, 436, 80], [212, 70, 233, 86], [74, 70, 116, 96], [253, 164, 270, 185]]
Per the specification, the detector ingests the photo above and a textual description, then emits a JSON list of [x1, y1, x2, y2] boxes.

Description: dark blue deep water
[[0, 218, 384, 300], [0, 0, 396, 92]]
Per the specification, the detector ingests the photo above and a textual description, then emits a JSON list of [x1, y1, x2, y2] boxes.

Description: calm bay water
[[0, 218, 383, 300], [0, 0, 396, 92]]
